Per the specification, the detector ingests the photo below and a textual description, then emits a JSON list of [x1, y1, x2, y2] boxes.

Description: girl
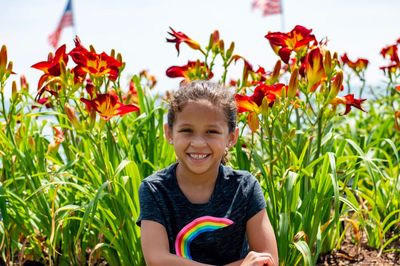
[[137, 81, 278, 266]]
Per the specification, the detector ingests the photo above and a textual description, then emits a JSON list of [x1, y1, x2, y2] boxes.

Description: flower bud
[[47, 141, 60, 154], [20, 75, 29, 92], [330, 70, 344, 99], [0, 45, 7, 70], [12, 80, 18, 102], [269, 60, 281, 84], [323, 50, 334, 78], [288, 68, 299, 98], [226, 42, 235, 60], [64, 103, 82, 130], [395, 110, 400, 132]]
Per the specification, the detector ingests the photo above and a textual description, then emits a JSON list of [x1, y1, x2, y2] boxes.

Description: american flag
[[48, 0, 74, 49], [252, 0, 282, 16]]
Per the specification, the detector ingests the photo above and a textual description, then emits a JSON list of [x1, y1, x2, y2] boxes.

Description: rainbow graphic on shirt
[[174, 215, 234, 259]]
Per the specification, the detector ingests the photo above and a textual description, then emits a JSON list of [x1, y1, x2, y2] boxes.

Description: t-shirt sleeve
[[245, 175, 266, 221], [136, 181, 166, 227]]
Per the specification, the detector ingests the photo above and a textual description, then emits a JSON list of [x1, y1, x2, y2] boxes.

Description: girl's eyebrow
[[176, 123, 194, 127]]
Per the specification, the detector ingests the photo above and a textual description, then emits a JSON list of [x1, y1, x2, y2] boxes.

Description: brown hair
[[167, 80, 237, 132]]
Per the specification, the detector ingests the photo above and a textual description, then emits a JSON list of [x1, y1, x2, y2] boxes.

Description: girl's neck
[[175, 163, 220, 204], [175, 163, 219, 187]]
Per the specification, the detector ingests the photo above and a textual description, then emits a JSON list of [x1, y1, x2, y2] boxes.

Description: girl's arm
[[224, 209, 279, 266], [244, 209, 279, 265], [141, 220, 213, 266]]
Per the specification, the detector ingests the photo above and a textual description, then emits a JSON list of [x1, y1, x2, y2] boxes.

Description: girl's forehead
[[176, 99, 227, 123], [181, 99, 222, 112]]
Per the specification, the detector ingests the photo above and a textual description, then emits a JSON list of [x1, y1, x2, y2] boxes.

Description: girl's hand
[[240, 251, 275, 266]]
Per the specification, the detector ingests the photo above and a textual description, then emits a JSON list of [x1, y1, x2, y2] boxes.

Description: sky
[[1, 0, 400, 96]]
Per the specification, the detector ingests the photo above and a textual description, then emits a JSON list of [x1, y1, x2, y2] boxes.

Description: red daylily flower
[[139, 70, 157, 89], [166, 60, 213, 80], [380, 44, 399, 63], [166, 27, 201, 55], [236, 83, 287, 111], [80, 91, 139, 121], [31, 44, 68, 89], [69, 37, 123, 81], [330, 94, 366, 115], [231, 55, 255, 86], [85, 79, 96, 98], [265, 25, 317, 64], [341, 53, 369, 73], [124, 80, 139, 105], [235, 83, 287, 131], [229, 79, 238, 87], [32, 97, 53, 109], [380, 63, 400, 74]]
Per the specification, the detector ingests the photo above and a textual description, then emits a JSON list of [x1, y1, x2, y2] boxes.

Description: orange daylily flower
[[167, 27, 201, 55], [124, 80, 139, 105], [265, 25, 317, 64], [231, 55, 255, 86], [139, 70, 157, 89], [235, 83, 287, 132], [330, 94, 366, 115], [380, 44, 399, 63], [31, 44, 68, 89], [235, 94, 260, 113], [380, 63, 400, 74], [80, 91, 139, 121], [69, 37, 122, 81], [341, 53, 369, 73], [166, 60, 213, 80], [47, 127, 65, 154], [33, 97, 53, 109]]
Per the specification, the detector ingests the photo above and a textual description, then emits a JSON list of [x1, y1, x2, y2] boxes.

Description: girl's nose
[[190, 136, 206, 146]]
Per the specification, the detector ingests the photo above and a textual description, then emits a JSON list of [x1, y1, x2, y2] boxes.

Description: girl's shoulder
[[142, 163, 177, 184], [220, 165, 259, 186]]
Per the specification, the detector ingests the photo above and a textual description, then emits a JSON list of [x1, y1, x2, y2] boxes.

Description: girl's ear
[[228, 127, 239, 147], [164, 123, 173, 144]]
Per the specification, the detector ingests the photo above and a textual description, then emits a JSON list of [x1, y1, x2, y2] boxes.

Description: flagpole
[[280, 0, 285, 32], [71, 0, 77, 38]]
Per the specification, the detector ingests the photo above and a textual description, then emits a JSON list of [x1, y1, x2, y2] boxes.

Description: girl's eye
[[207, 130, 220, 134], [178, 128, 192, 133]]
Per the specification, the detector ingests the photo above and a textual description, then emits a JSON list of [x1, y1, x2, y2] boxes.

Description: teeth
[[189, 154, 207, 159]]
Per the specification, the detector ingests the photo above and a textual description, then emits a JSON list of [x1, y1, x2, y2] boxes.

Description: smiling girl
[[137, 80, 278, 266]]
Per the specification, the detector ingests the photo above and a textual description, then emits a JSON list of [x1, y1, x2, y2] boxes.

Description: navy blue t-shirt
[[137, 163, 266, 265]]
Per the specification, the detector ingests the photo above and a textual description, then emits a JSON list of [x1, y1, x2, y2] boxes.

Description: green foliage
[[1, 29, 399, 265]]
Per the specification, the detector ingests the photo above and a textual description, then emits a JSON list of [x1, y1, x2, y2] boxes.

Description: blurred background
[[1, 0, 399, 94]]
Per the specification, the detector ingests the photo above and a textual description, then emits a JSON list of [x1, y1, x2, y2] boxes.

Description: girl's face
[[165, 99, 238, 180]]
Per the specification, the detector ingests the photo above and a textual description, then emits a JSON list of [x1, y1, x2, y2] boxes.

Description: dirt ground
[[317, 236, 400, 265]]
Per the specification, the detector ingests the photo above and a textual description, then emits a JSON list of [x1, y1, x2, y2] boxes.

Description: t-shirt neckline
[[171, 162, 223, 208]]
